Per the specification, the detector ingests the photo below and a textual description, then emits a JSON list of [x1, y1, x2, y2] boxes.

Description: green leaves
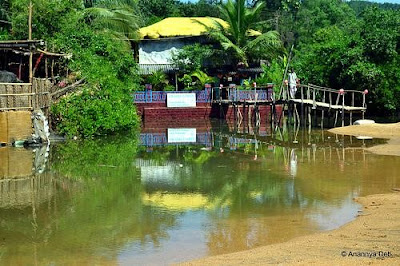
[[50, 20, 140, 137], [172, 44, 214, 74], [294, 2, 400, 113], [209, 0, 284, 66]]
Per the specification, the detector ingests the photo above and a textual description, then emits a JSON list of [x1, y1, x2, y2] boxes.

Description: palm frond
[[244, 31, 285, 59], [84, 6, 140, 40]]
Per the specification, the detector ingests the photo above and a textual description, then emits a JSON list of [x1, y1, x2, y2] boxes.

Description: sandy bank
[[328, 123, 400, 156], [182, 193, 400, 265]]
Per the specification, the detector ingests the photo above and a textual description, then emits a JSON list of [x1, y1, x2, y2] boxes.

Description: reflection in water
[[0, 121, 399, 265]]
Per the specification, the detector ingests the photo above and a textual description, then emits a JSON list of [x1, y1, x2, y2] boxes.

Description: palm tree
[[83, 0, 140, 40], [207, 0, 283, 67]]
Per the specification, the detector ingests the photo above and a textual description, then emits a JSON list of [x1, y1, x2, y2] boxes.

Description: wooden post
[[321, 90, 326, 129], [45, 56, 48, 79], [362, 92, 366, 119], [350, 92, 354, 125], [334, 91, 340, 127], [312, 87, 316, 109], [341, 92, 345, 127], [300, 85, 304, 103], [51, 59, 54, 80], [28, 1, 34, 108], [28, 1, 32, 40]]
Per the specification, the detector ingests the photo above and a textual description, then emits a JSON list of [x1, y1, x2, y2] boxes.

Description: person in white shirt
[[288, 68, 298, 99]]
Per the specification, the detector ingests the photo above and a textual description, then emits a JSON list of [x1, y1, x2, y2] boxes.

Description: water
[[0, 120, 399, 265]]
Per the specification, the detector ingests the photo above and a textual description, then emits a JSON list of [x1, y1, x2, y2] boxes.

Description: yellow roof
[[139, 17, 229, 39]]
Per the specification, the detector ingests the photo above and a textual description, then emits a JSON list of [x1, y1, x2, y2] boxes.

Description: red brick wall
[[135, 103, 283, 125]]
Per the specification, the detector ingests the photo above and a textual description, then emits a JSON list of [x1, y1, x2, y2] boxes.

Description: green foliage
[[10, 0, 83, 39], [6, 1, 141, 137], [83, 0, 140, 40], [145, 71, 170, 91], [256, 58, 286, 92], [172, 44, 214, 74], [179, 74, 193, 90], [190, 70, 216, 90], [179, 70, 215, 91], [138, 0, 180, 25], [0, 0, 11, 33], [294, 3, 400, 113], [348, 0, 400, 15], [207, 0, 284, 66], [138, 0, 221, 26], [294, 0, 356, 45], [51, 21, 140, 137]]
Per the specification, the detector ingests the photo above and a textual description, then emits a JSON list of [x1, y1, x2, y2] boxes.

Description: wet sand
[[329, 122, 400, 156], [182, 193, 400, 265]]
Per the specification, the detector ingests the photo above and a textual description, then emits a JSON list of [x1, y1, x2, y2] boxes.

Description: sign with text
[[167, 93, 196, 108], [168, 128, 197, 143]]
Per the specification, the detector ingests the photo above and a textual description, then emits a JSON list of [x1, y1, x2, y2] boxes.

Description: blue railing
[[228, 89, 272, 101], [133, 88, 212, 104], [133, 86, 274, 104]]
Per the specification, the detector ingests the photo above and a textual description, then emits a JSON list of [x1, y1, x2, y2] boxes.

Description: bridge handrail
[[291, 84, 367, 115]]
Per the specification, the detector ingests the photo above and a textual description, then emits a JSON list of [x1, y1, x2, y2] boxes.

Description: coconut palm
[[207, 0, 284, 67], [83, 0, 140, 40]]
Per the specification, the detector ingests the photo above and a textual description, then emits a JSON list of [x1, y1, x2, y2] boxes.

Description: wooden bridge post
[[362, 91, 366, 119], [341, 90, 345, 127], [350, 92, 354, 125], [312, 87, 316, 109], [321, 90, 326, 129], [334, 91, 341, 127]]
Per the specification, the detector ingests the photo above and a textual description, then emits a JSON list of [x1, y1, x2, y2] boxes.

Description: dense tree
[[348, 0, 400, 15], [294, 3, 400, 113]]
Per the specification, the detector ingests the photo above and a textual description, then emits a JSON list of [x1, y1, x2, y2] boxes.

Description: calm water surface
[[0, 120, 399, 265]]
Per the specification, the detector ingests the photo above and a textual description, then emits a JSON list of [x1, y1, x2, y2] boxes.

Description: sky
[[182, 0, 400, 3]]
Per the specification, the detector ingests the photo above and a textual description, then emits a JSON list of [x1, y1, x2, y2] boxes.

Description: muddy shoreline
[[182, 193, 400, 265]]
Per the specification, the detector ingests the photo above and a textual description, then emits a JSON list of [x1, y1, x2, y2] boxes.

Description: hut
[[136, 17, 265, 89]]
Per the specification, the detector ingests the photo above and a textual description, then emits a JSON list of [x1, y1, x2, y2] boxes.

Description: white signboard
[[168, 128, 197, 143], [167, 93, 196, 108]]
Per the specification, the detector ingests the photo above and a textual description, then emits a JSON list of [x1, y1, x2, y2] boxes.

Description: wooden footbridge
[[212, 83, 368, 127]]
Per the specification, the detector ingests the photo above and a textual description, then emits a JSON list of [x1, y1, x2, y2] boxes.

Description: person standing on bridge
[[288, 68, 299, 99]]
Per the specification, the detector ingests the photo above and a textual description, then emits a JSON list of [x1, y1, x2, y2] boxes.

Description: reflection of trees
[[0, 134, 178, 265]]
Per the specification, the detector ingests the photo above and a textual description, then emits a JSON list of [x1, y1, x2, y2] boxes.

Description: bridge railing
[[211, 84, 274, 102], [290, 84, 367, 111]]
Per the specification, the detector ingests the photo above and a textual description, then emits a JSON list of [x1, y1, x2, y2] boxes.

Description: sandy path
[[329, 123, 400, 156], [181, 193, 400, 265], [328, 122, 400, 139]]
